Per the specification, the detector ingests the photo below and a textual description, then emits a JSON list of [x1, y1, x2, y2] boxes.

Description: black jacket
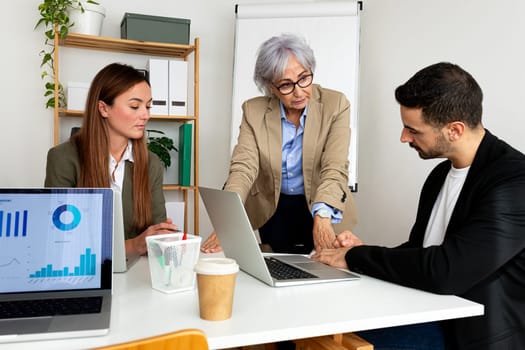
[[346, 130, 525, 349]]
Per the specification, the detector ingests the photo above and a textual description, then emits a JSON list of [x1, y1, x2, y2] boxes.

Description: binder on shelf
[[147, 58, 169, 115], [178, 123, 192, 186], [168, 60, 188, 116]]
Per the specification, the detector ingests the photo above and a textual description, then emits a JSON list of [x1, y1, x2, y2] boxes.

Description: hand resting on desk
[[201, 231, 223, 253], [126, 218, 179, 256], [311, 230, 363, 270]]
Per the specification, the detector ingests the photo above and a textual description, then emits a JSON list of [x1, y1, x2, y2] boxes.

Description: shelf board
[[151, 115, 197, 121], [59, 109, 84, 116], [58, 109, 196, 121], [60, 33, 195, 58], [163, 185, 196, 191]]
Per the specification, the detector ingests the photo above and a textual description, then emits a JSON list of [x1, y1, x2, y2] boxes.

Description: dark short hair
[[395, 62, 483, 128]]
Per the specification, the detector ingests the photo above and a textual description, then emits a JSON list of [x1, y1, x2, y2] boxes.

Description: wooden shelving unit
[[53, 32, 200, 234]]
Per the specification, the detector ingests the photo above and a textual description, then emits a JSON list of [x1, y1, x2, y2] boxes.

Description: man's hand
[[311, 230, 363, 270], [311, 247, 351, 270], [333, 230, 363, 248]]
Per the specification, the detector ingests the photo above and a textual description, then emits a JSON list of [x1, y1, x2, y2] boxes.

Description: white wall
[[4, 0, 525, 245]]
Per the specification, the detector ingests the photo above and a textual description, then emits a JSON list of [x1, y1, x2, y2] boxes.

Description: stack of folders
[[179, 123, 192, 186], [147, 58, 188, 116]]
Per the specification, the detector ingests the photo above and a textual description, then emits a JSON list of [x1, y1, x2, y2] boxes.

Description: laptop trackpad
[[276, 255, 312, 263], [295, 261, 331, 271], [277, 255, 330, 270], [0, 318, 52, 335]]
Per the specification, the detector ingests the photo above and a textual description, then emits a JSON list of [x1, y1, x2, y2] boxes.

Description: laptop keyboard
[[264, 257, 317, 280], [0, 296, 103, 319]]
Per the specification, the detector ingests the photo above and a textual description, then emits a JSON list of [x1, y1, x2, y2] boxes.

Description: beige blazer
[[225, 84, 357, 232]]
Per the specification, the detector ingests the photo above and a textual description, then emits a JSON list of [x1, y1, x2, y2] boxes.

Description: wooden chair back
[[93, 328, 208, 350]]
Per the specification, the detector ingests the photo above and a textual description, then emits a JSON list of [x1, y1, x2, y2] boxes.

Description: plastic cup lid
[[194, 258, 239, 275]]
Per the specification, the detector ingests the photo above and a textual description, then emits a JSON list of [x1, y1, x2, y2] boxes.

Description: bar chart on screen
[[0, 210, 29, 237], [29, 248, 97, 279]]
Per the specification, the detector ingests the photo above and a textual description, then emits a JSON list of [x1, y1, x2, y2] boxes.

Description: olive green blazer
[[45, 140, 167, 239], [225, 84, 357, 232]]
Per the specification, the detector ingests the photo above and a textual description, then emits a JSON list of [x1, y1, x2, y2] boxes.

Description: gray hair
[[253, 33, 316, 96]]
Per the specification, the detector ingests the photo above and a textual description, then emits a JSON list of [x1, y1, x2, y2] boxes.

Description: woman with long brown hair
[[45, 63, 177, 256]]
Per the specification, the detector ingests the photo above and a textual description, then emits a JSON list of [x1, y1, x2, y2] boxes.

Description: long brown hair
[[74, 63, 152, 232]]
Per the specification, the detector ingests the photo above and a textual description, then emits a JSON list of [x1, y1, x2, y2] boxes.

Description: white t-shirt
[[423, 165, 470, 247]]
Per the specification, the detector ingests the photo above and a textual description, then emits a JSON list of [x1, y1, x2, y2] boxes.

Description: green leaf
[[46, 97, 55, 109], [41, 53, 52, 66], [146, 129, 178, 168], [36, 0, 95, 107]]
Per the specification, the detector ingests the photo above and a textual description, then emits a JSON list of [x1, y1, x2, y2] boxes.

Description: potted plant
[[147, 130, 178, 169], [34, 0, 100, 109]]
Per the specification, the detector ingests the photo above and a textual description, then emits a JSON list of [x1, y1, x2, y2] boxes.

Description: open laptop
[[0, 188, 113, 343], [112, 191, 140, 273], [199, 186, 360, 287]]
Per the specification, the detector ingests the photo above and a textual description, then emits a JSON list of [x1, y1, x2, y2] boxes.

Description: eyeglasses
[[272, 74, 313, 95]]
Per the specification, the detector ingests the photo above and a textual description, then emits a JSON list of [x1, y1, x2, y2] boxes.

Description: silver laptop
[[0, 188, 113, 343], [199, 186, 360, 287], [112, 191, 140, 273]]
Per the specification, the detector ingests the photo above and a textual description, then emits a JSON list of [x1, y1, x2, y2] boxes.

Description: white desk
[[2, 257, 483, 349]]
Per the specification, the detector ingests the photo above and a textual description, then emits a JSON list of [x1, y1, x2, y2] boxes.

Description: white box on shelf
[[168, 60, 188, 116], [67, 82, 90, 111], [147, 58, 169, 115]]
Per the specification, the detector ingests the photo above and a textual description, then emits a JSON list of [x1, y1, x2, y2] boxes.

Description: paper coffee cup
[[194, 258, 239, 321]]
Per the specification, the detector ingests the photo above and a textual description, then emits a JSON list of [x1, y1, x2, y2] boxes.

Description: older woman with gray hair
[[202, 33, 357, 255]]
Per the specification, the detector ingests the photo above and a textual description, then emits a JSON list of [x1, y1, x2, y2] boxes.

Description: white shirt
[[109, 140, 134, 194], [423, 165, 470, 247]]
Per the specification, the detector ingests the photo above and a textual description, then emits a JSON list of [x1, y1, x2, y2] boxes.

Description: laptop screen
[[0, 188, 113, 294]]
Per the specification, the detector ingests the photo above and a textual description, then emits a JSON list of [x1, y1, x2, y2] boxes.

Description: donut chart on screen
[[52, 204, 81, 231]]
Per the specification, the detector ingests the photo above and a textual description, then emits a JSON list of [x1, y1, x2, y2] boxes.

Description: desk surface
[[2, 256, 483, 349]]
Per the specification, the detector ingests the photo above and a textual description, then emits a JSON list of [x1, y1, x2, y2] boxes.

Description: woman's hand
[[200, 231, 223, 253], [312, 216, 337, 251], [125, 218, 178, 256]]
